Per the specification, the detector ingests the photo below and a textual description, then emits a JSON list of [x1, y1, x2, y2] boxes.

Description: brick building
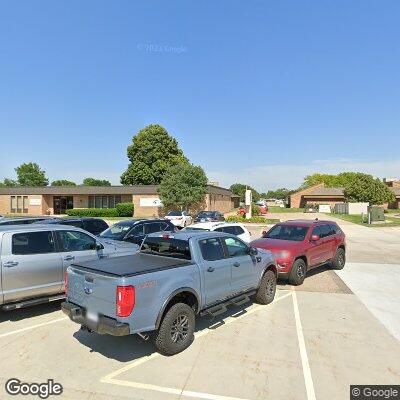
[[290, 182, 400, 209], [0, 184, 237, 217]]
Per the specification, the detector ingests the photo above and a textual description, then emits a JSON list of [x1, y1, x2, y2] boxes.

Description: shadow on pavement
[[0, 300, 63, 323], [73, 300, 263, 362]]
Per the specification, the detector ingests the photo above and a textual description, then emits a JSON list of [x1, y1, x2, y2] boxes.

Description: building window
[[11, 196, 28, 214], [88, 195, 123, 209]]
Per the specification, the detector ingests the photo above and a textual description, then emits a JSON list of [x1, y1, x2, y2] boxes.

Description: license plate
[[86, 310, 99, 323]]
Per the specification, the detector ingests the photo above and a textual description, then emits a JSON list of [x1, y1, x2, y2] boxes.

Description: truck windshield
[[141, 236, 191, 260]]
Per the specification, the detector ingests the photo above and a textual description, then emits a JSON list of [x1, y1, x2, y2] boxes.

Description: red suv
[[250, 220, 346, 285]]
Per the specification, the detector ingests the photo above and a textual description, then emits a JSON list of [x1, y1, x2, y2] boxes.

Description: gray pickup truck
[[0, 225, 139, 311], [62, 230, 277, 355]]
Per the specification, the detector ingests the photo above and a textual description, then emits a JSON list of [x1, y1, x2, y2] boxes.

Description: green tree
[[302, 173, 340, 188], [83, 178, 111, 186], [51, 180, 77, 186], [121, 124, 189, 185], [15, 162, 48, 186], [158, 164, 208, 210], [344, 174, 395, 205], [229, 183, 260, 203], [266, 188, 292, 200], [0, 178, 18, 187]]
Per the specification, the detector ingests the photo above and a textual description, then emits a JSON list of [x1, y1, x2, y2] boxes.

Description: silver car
[[0, 224, 139, 311]]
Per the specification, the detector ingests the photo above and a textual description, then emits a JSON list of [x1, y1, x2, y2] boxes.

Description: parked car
[[99, 219, 176, 245], [250, 219, 346, 285], [62, 230, 277, 355], [184, 222, 251, 242], [33, 217, 108, 236], [237, 207, 246, 216], [259, 205, 268, 215], [0, 216, 51, 226], [0, 224, 139, 311], [194, 211, 225, 223], [164, 211, 193, 228]]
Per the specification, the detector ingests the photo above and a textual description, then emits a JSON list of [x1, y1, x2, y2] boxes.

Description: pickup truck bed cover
[[71, 253, 193, 277]]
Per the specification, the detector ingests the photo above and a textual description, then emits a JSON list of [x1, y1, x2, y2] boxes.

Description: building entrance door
[[53, 196, 73, 214]]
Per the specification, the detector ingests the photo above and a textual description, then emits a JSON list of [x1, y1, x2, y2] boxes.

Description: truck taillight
[[116, 286, 135, 317], [65, 272, 68, 296]]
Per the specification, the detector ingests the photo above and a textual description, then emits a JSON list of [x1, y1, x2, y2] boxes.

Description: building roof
[[292, 183, 400, 198], [303, 187, 345, 197], [0, 184, 233, 196]]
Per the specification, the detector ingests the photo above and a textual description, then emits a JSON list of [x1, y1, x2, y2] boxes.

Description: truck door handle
[[64, 255, 75, 261], [207, 267, 215, 272], [233, 262, 240, 267], [3, 261, 18, 267]]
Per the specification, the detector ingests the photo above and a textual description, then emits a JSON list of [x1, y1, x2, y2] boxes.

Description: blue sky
[[0, 1, 399, 191]]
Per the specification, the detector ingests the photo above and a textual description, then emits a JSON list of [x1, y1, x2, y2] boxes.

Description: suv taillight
[[65, 272, 68, 296], [116, 286, 135, 317]]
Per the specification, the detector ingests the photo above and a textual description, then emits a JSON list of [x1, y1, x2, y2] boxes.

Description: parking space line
[[106, 379, 249, 400], [100, 291, 293, 399], [292, 291, 316, 400], [0, 317, 68, 339]]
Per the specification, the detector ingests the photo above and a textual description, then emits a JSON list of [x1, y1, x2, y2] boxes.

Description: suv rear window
[[141, 236, 191, 260]]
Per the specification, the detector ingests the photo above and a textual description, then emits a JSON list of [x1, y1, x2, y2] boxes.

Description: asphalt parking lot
[[1, 215, 399, 400]]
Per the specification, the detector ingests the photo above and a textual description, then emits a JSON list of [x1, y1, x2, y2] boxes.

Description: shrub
[[116, 202, 134, 217], [66, 208, 119, 217], [226, 216, 279, 224], [252, 204, 261, 216]]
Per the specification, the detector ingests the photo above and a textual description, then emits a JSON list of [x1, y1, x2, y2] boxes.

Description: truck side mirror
[[249, 247, 258, 256]]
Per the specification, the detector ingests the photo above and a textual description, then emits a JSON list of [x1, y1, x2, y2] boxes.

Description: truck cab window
[[58, 230, 96, 252], [223, 237, 248, 257], [12, 231, 55, 255], [199, 238, 225, 261]]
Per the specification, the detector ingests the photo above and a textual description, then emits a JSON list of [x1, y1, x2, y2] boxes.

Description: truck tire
[[288, 258, 307, 286], [331, 248, 346, 270], [255, 269, 276, 305], [155, 303, 195, 356]]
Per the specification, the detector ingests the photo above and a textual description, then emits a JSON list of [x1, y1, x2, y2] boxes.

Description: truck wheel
[[288, 259, 307, 286], [155, 303, 195, 356], [331, 248, 346, 270], [255, 269, 276, 305]]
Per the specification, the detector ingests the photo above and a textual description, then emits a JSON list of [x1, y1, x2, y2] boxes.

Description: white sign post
[[245, 189, 252, 219]]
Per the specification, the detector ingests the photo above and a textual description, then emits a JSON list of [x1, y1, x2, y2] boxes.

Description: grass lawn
[[330, 213, 400, 227], [385, 209, 400, 214], [268, 206, 304, 213]]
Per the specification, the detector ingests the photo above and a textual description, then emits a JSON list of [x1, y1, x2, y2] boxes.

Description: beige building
[[290, 182, 400, 209], [0, 185, 237, 218]]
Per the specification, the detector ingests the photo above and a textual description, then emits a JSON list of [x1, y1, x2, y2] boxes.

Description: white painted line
[[0, 317, 68, 339], [292, 291, 316, 400], [101, 291, 294, 400], [103, 379, 249, 400]]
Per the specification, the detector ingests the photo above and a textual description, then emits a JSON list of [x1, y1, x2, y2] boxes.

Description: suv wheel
[[288, 258, 307, 286], [255, 269, 277, 305], [331, 248, 346, 270], [155, 303, 195, 356]]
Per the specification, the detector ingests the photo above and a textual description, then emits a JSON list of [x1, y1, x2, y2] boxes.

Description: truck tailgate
[[67, 265, 120, 319]]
